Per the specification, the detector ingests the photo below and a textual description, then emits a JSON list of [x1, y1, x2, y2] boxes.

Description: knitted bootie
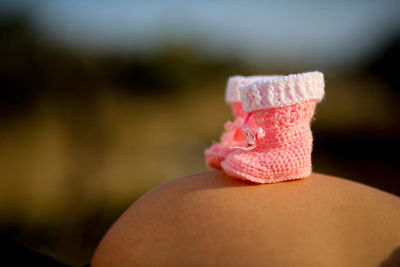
[[205, 75, 276, 170], [221, 72, 325, 183]]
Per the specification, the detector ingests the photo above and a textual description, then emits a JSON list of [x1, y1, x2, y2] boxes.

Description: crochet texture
[[221, 71, 325, 184], [205, 75, 277, 170], [221, 100, 317, 183]]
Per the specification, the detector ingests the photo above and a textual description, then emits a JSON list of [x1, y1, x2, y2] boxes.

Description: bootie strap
[[230, 112, 264, 151]]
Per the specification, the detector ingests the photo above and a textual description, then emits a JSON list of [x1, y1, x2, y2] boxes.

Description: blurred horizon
[[1, 0, 400, 70]]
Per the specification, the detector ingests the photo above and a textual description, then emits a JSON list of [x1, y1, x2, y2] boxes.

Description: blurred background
[[1, 0, 400, 265]]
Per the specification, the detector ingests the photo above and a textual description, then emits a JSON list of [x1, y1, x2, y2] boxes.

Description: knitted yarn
[[205, 103, 246, 170], [225, 75, 278, 104], [221, 101, 316, 183], [240, 71, 324, 112], [221, 72, 325, 183], [205, 75, 276, 170]]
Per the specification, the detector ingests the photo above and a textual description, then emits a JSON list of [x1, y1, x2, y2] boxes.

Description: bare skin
[[91, 172, 400, 267]]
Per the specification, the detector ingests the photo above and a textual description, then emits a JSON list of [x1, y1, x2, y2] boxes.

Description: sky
[[1, 0, 400, 69]]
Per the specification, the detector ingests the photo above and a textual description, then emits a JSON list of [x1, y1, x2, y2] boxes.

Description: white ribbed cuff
[[225, 75, 278, 103], [239, 71, 325, 112]]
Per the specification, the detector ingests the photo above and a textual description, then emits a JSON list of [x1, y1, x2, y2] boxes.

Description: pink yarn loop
[[229, 112, 262, 151]]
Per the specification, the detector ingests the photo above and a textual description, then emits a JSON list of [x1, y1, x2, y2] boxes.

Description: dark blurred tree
[[0, 15, 95, 118], [106, 44, 245, 96], [367, 32, 400, 94], [0, 15, 39, 116], [0, 15, 246, 117]]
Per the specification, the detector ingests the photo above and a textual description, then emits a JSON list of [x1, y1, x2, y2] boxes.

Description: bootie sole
[[221, 158, 311, 184]]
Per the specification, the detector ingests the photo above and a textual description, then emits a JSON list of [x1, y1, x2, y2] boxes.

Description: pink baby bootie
[[221, 71, 325, 183], [205, 75, 276, 170]]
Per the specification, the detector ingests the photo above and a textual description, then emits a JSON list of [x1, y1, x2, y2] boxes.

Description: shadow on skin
[[158, 169, 309, 192], [380, 246, 400, 267]]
